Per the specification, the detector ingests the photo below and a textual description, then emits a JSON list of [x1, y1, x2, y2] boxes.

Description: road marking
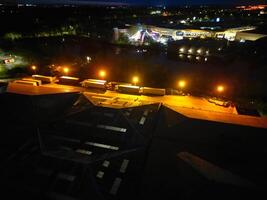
[[177, 152, 256, 188]]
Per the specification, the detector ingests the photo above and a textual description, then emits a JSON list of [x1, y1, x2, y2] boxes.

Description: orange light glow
[[217, 85, 225, 93], [31, 65, 37, 70], [132, 76, 139, 85], [63, 67, 69, 74], [178, 80, 186, 89], [236, 4, 267, 10], [99, 70, 106, 78]]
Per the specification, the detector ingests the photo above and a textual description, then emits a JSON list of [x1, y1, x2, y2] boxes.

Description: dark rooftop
[[1, 91, 267, 200]]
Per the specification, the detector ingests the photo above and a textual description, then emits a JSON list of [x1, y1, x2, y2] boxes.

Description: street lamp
[[178, 80, 186, 89], [216, 85, 225, 93], [132, 76, 139, 85], [31, 65, 37, 74], [99, 70, 106, 79], [63, 67, 69, 75]]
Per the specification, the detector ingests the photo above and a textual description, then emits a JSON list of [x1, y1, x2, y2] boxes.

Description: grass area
[[0, 51, 29, 78], [0, 65, 8, 78]]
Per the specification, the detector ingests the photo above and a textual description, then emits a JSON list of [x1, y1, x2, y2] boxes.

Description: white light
[[129, 30, 142, 41], [179, 48, 185, 52], [158, 37, 168, 44], [86, 56, 91, 63], [197, 49, 202, 54]]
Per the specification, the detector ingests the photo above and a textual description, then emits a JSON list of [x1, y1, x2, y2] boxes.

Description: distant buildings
[[113, 24, 267, 45]]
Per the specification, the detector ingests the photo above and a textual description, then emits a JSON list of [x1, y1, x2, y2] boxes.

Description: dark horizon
[[1, 0, 267, 6]]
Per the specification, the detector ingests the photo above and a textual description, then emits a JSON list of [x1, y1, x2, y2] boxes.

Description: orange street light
[[31, 65, 37, 70], [132, 76, 139, 85], [216, 85, 225, 93], [178, 80, 186, 89], [99, 70, 106, 79], [31, 65, 37, 74], [63, 67, 69, 74]]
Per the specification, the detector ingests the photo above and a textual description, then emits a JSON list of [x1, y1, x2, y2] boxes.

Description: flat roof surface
[[7, 82, 82, 95], [165, 104, 267, 129], [6, 82, 267, 129], [83, 91, 267, 129], [84, 91, 237, 114]]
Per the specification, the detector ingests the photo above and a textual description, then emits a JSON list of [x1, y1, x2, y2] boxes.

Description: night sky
[[5, 0, 267, 5]]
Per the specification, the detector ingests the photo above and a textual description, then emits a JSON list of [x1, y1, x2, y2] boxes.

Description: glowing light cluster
[[236, 5, 267, 10]]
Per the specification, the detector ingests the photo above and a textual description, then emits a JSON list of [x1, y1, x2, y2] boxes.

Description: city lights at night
[[1, 1, 267, 200]]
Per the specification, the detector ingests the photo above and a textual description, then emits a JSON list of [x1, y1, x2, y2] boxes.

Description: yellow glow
[[132, 76, 139, 84], [63, 67, 69, 74], [217, 85, 225, 93], [31, 65, 37, 70], [197, 49, 202, 54], [178, 80, 186, 88], [99, 70, 106, 78]]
